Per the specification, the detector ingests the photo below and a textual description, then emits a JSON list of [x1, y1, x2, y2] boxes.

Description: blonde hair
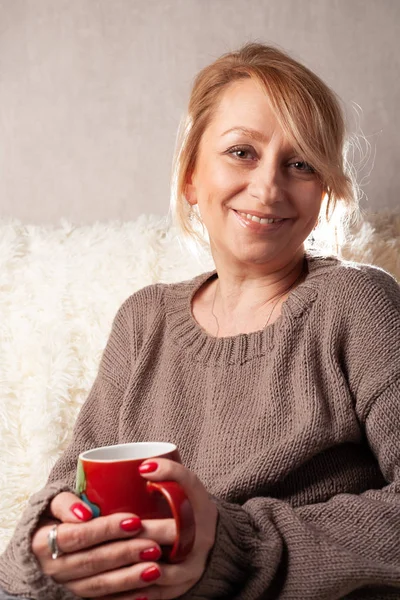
[[170, 43, 358, 244]]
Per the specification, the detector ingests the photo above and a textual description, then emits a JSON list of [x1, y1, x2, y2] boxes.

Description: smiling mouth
[[235, 210, 285, 225]]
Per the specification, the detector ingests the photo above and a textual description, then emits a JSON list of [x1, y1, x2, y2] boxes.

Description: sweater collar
[[165, 253, 340, 365]]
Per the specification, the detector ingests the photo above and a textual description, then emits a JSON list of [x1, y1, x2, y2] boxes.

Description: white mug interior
[[79, 442, 177, 462]]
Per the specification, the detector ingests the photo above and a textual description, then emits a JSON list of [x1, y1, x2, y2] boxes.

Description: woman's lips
[[233, 209, 288, 231]]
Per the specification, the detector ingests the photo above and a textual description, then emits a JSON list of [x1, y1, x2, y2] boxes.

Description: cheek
[[198, 165, 242, 208], [208, 161, 238, 190], [296, 185, 323, 219]]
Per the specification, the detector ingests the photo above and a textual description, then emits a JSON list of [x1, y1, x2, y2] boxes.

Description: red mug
[[76, 442, 195, 563]]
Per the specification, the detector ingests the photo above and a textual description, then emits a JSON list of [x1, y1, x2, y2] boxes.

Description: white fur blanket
[[0, 213, 399, 552]]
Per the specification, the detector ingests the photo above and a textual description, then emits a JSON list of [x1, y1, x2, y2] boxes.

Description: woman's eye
[[227, 146, 256, 160], [290, 160, 315, 173]]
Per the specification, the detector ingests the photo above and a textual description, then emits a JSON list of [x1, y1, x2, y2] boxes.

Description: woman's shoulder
[[306, 253, 400, 321], [308, 253, 399, 296], [123, 271, 214, 308], [307, 256, 400, 411], [114, 270, 215, 331], [102, 271, 214, 357]]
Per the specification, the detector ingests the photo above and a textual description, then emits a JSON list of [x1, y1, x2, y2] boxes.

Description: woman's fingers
[[139, 458, 218, 552], [95, 584, 192, 600], [83, 556, 201, 600], [33, 512, 176, 568], [47, 537, 163, 583], [49, 491, 93, 523], [33, 512, 143, 559], [139, 517, 177, 545], [47, 491, 177, 545], [139, 458, 208, 509], [65, 558, 197, 599], [32, 492, 94, 565], [64, 561, 161, 598]]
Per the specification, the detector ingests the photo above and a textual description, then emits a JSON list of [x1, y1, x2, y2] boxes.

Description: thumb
[[49, 491, 93, 523]]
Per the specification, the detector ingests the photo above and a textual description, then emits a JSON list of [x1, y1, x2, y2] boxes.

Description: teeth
[[239, 211, 283, 224]]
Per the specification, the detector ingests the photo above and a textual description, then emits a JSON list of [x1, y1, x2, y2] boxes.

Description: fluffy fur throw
[[0, 212, 399, 552]]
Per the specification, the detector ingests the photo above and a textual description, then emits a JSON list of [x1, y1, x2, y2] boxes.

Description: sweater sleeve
[[0, 298, 134, 600], [186, 267, 400, 600]]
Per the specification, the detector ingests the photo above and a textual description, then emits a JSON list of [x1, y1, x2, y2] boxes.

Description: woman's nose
[[247, 165, 282, 204]]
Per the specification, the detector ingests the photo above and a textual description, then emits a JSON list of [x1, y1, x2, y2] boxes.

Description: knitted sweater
[[1, 254, 400, 600]]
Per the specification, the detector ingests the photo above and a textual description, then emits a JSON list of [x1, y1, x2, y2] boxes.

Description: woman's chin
[[218, 246, 285, 269]]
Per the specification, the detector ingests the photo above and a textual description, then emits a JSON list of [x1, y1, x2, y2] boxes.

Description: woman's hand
[[32, 491, 169, 597], [31, 460, 218, 599], [134, 457, 219, 599]]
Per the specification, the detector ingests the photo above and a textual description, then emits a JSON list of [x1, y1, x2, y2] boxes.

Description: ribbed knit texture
[[1, 254, 400, 599]]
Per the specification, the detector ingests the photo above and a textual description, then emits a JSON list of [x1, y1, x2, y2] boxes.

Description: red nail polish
[[138, 461, 158, 473], [140, 565, 161, 582], [135, 597, 148, 600], [139, 546, 162, 561], [120, 516, 142, 532], [70, 503, 92, 521]]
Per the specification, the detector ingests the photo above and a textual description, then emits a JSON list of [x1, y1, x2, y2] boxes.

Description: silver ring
[[47, 524, 62, 560]]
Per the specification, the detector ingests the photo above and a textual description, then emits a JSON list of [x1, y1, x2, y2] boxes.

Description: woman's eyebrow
[[221, 126, 268, 143]]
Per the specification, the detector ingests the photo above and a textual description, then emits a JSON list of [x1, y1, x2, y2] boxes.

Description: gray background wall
[[0, 0, 399, 224]]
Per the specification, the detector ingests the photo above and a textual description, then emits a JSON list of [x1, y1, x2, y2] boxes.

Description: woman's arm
[[0, 298, 134, 599], [186, 377, 400, 600]]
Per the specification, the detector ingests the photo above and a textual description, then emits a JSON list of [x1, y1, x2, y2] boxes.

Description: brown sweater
[[1, 254, 400, 600]]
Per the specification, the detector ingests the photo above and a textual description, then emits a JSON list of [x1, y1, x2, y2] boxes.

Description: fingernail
[[138, 461, 158, 474], [70, 503, 92, 521], [140, 565, 161, 582], [135, 597, 148, 600], [139, 546, 162, 561], [120, 516, 142, 532]]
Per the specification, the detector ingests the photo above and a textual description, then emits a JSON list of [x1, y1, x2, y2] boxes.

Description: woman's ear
[[184, 171, 198, 206]]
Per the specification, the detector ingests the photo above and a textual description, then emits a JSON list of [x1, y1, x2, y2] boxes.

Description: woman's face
[[185, 78, 324, 271]]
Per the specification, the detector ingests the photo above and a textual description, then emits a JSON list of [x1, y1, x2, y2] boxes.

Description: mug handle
[[146, 480, 195, 563]]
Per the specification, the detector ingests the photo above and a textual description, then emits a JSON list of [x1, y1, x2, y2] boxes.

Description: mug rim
[[79, 441, 177, 463]]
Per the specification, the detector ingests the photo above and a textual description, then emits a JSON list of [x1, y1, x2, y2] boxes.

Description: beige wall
[[0, 0, 399, 224]]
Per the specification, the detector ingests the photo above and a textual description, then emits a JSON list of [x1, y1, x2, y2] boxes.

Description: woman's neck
[[208, 252, 306, 337]]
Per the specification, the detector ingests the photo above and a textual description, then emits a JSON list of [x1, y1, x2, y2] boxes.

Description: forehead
[[205, 78, 280, 138]]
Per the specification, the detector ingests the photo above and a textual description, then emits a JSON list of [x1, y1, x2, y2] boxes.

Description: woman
[[0, 43, 399, 600]]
